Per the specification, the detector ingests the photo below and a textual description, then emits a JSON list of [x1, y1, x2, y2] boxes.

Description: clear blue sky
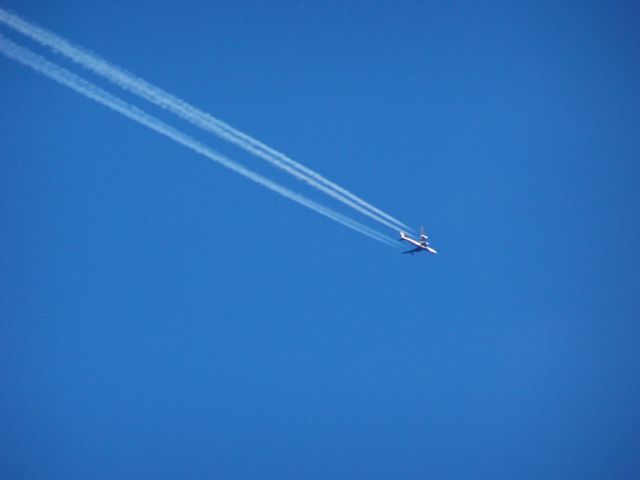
[[2, 1, 639, 478]]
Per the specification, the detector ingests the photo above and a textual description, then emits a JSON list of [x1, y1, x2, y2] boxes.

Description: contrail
[[0, 7, 411, 233], [0, 34, 398, 247]]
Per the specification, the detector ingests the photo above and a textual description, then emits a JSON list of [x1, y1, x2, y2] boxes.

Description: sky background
[[1, 1, 639, 478]]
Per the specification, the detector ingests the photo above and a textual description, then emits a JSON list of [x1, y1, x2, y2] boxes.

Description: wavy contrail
[[0, 34, 398, 247], [0, 7, 411, 233]]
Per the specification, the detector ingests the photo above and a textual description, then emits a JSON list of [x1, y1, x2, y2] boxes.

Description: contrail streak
[[0, 34, 398, 247], [0, 7, 411, 233]]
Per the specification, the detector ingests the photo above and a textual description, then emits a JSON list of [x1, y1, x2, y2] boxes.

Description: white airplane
[[399, 227, 438, 255]]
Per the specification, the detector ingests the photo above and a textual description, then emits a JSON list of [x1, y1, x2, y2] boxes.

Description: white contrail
[[0, 34, 398, 248], [0, 7, 412, 233]]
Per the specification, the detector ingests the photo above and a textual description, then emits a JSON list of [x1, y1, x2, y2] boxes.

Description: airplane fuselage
[[399, 231, 438, 255]]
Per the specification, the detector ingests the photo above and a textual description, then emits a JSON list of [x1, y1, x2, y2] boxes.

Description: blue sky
[[1, 1, 639, 478]]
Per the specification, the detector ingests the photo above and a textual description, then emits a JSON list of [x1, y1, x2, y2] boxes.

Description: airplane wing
[[402, 246, 423, 255]]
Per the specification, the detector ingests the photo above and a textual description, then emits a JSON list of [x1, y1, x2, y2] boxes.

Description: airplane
[[399, 227, 438, 255]]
